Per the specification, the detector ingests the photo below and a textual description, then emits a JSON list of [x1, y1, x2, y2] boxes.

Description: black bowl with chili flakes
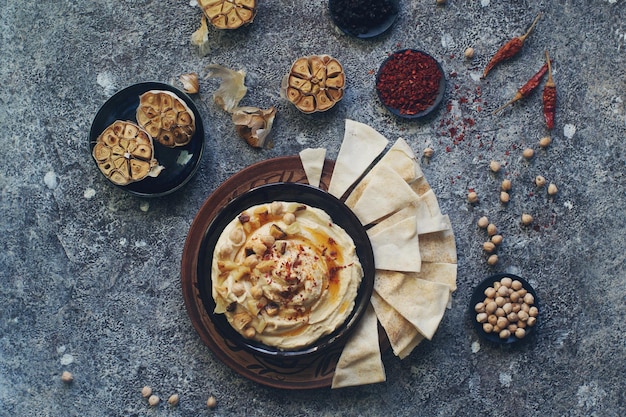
[[329, 0, 399, 39], [376, 49, 446, 119]]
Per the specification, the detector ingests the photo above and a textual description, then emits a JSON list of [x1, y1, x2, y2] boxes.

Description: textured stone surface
[[1, 0, 625, 415]]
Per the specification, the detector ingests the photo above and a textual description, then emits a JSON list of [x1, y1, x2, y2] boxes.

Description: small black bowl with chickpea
[[469, 273, 539, 344]]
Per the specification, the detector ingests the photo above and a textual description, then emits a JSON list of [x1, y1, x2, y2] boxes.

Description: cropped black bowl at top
[[196, 182, 375, 359], [376, 49, 446, 120], [469, 273, 539, 345], [89, 82, 205, 197], [328, 0, 399, 39]]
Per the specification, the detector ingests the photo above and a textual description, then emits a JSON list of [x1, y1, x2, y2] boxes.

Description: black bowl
[[375, 49, 446, 119], [469, 273, 539, 345], [328, 0, 399, 39], [197, 182, 375, 359], [89, 82, 205, 197]]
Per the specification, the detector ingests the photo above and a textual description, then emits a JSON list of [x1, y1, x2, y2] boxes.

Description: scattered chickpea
[[548, 183, 558, 196], [501, 179, 512, 191], [539, 136, 552, 148], [423, 147, 434, 158], [487, 254, 498, 265], [500, 191, 510, 204], [141, 386, 153, 398], [467, 191, 479, 204], [522, 148, 535, 159], [148, 395, 160, 407], [168, 394, 180, 406], [491, 235, 503, 246], [61, 371, 74, 384], [436, 0, 447, 5], [535, 175, 546, 187], [464, 47, 475, 59], [483, 241, 496, 253], [207, 395, 217, 409], [477, 216, 489, 228], [489, 160, 501, 173], [487, 223, 497, 236], [521, 213, 534, 225]]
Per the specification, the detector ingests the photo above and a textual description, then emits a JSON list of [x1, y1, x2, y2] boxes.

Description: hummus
[[211, 201, 363, 350]]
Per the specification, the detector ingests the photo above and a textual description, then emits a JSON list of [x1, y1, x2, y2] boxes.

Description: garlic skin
[[205, 64, 248, 112], [231, 106, 276, 148], [179, 73, 199, 94], [191, 15, 211, 57]]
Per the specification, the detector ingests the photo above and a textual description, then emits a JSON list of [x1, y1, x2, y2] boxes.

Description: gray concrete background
[[1, 0, 625, 415]]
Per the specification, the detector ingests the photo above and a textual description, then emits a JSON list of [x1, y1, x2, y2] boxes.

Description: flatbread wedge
[[367, 216, 421, 272], [331, 304, 386, 389], [418, 217, 457, 264], [299, 148, 326, 187], [328, 119, 388, 199]]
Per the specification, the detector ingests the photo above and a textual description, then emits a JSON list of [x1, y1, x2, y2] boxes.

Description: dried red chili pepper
[[492, 61, 550, 114], [376, 49, 443, 116], [482, 13, 542, 79], [542, 50, 557, 130]]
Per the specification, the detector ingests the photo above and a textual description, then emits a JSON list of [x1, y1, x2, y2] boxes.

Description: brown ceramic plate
[[181, 156, 374, 389]]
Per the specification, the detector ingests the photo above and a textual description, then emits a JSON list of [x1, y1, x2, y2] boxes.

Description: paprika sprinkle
[[376, 49, 445, 118], [542, 50, 557, 130], [492, 61, 550, 114], [482, 13, 542, 79]]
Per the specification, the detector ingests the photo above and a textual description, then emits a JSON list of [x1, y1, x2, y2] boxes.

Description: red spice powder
[[376, 50, 443, 116]]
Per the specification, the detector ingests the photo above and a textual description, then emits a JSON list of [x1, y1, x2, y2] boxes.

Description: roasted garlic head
[[136, 90, 196, 147], [92, 121, 162, 186], [199, 0, 257, 30], [283, 55, 345, 114]]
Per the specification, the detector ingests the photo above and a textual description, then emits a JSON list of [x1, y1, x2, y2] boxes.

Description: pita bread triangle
[[370, 290, 424, 359], [418, 217, 457, 264], [345, 137, 422, 207], [298, 148, 326, 187], [331, 303, 386, 389], [367, 216, 421, 272], [347, 165, 420, 226], [374, 270, 450, 340], [328, 119, 388, 199]]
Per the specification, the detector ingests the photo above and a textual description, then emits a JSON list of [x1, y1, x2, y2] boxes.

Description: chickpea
[[496, 316, 509, 329], [520, 303, 530, 313], [517, 310, 530, 322], [243, 327, 256, 339], [269, 201, 283, 215], [61, 371, 74, 384], [142, 386, 152, 398], [207, 395, 217, 409], [495, 296, 505, 307], [529, 306, 539, 317], [548, 183, 558, 195], [507, 312, 519, 322], [477, 216, 489, 228], [511, 303, 521, 313], [507, 323, 518, 332], [491, 235, 503, 246], [282, 212, 296, 225], [483, 241, 496, 253], [168, 394, 180, 406], [509, 291, 520, 303], [493, 325, 501, 333], [250, 285, 263, 299], [229, 227, 245, 245], [483, 323, 494, 333], [464, 47, 475, 59], [535, 175, 546, 187], [522, 148, 535, 159], [259, 234, 275, 247], [501, 179, 512, 191], [493, 281, 501, 290], [243, 254, 260, 268], [502, 303, 513, 314], [521, 213, 534, 225], [500, 277, 512, 288], [495, 307, 505, 317], [488, 315, 498, 326], [476, 312, 488, 323], [489, 160, 501, 173], [500, 191, 510, 204], [148, 395, 160, 407], [474, 302, 486, 313], [487, 254, 499, 265], [518, 320, 527, 329], [527, 316, 537, 327], [497, 285, 509, 297], [524, 293, 535, 305], [423, 147, 434, 158], [231, 282, 245, 297], [252, 241, 267, 256], [467, 191, 479, 204], [515, 328, 526, 338], [539, 136, 552, 148], [517, 288, 528, 297], [511, 280, 523, 290], [499, 329, 511, 339], [487, 223, 498, 236], [484, 287, 496, 298]]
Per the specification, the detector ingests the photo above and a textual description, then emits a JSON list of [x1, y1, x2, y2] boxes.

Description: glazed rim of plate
[[196, 182, 375, 358], [88, 82, 204, 197], [469, 273, 539, 345]]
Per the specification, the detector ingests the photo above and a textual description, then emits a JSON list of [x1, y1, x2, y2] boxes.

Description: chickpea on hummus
[[212, 201, 363, 350]]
